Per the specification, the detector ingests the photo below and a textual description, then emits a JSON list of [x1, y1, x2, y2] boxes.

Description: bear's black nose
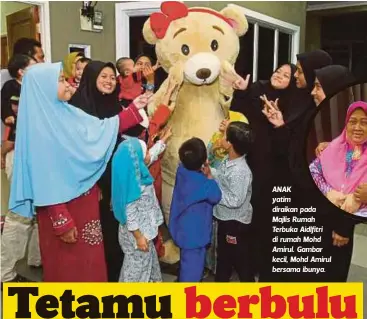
[[196, 68, 211, 80]]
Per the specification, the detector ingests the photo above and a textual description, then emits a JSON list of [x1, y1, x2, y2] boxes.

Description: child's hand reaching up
[[219, 119, 229, 132], [201, 160, 213, 179], [160, 126, 173, 143]]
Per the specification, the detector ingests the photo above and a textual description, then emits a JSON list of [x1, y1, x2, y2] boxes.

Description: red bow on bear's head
[[150, 1, 234, 39], [150, 2, 188, 39]]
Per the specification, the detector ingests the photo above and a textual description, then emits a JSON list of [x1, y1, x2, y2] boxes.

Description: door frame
[[115, 1, 163, 61], [12, 0, 52, 62]]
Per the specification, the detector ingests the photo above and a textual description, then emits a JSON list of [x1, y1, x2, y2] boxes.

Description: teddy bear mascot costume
[[143, 1, 248, 264]]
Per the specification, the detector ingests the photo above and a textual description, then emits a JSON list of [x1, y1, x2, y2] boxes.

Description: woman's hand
[[332, 231, 349, 247], [59, 227, 78, 244], [261, 95, 284, 127], [315, 142, 330, 157], [341, 194, 361, 214], [133, 92, 154, 109], [143, 65, 155, 84], [136, 235, 149, 252], [326, 190, 346, 207], [233, 74, 250, 91]]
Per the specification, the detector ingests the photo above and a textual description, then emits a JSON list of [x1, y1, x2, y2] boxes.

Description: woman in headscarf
[[310, 101, 366, 281], [308, 65, 359, 282], [63, 52, 84, 80], [312, 101, 367, 217], [9, 62, 147, 282], [229, 63, 298, 279], [135, 54, 165, 92], [70, 60, 149, 282]]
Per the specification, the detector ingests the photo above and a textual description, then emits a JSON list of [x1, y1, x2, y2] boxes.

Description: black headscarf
[[283, 50, 333, 125], [315, 65, 355, 97], [297, 50, 333, 92], [230, 63, 297, 119], [70, 61, 121, 119]]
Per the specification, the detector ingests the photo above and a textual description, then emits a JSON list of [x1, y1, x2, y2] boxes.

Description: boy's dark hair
[[13, 38, 42, 57], [179, 137, 207, 171], [7, 54, 33, 78], [226, 122, 253, 156], [116, 57, 132, 70], [78, 57, 91, 64]]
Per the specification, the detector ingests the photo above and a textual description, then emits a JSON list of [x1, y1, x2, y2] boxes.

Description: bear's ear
[[220, 4, 248, 37], [143, 18, 158, 45]]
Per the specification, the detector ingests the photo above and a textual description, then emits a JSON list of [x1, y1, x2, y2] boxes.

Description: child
[[208, 111, 248, 169], [210, 121, 254, 282], [1, 54, 36, 173], [111, 137, 164, 282], [116, 57, 156, 108], [1, 54, 41, 283], [68, 57, 91, 89], [205, 111, 248, 276], [169, 138, 222, 282]]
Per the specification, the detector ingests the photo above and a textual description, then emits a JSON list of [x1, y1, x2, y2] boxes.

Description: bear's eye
[[211, 40, 218, 51], [181, 44, 190, 56]]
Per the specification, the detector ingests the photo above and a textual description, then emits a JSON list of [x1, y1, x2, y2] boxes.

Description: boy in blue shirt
[[169, 138, 222, 282]]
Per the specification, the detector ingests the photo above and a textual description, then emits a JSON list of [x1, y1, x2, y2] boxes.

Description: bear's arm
[[218, 60, 235, 118], [219, 94, 232, 119]]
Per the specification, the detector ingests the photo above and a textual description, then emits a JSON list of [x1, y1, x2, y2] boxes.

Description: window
[[232, 5, 300, 82]]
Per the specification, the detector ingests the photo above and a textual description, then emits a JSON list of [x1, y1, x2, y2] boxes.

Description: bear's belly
[[161, 84, 224, 186]]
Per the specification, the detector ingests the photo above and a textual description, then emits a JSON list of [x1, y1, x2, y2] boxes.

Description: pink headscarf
[[319, 101, 367, 194]]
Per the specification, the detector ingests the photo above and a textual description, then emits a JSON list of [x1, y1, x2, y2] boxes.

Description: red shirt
[[68, 77, 79, 88], [117, 73, 143, 101]]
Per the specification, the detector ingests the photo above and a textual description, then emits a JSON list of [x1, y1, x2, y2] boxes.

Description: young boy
[[1, 54, 36, 170], [1, 54, 41, 283], [169, 138, 222, 282], [116, 57, 156, 108], [68, 57, 91, 89], [205, 111, 248, 276], [209, 121, 254, 282]]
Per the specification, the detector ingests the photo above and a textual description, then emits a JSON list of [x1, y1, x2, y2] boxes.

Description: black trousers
[[215, 220, 254, 282], [98, 163, 124, 282]]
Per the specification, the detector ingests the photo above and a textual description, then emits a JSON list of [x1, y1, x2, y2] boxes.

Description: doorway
[[115, 1, 167, 90], [0, 0, 51, 67]]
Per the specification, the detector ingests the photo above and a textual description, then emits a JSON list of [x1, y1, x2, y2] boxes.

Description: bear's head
[[143, 2, 248, 86]]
